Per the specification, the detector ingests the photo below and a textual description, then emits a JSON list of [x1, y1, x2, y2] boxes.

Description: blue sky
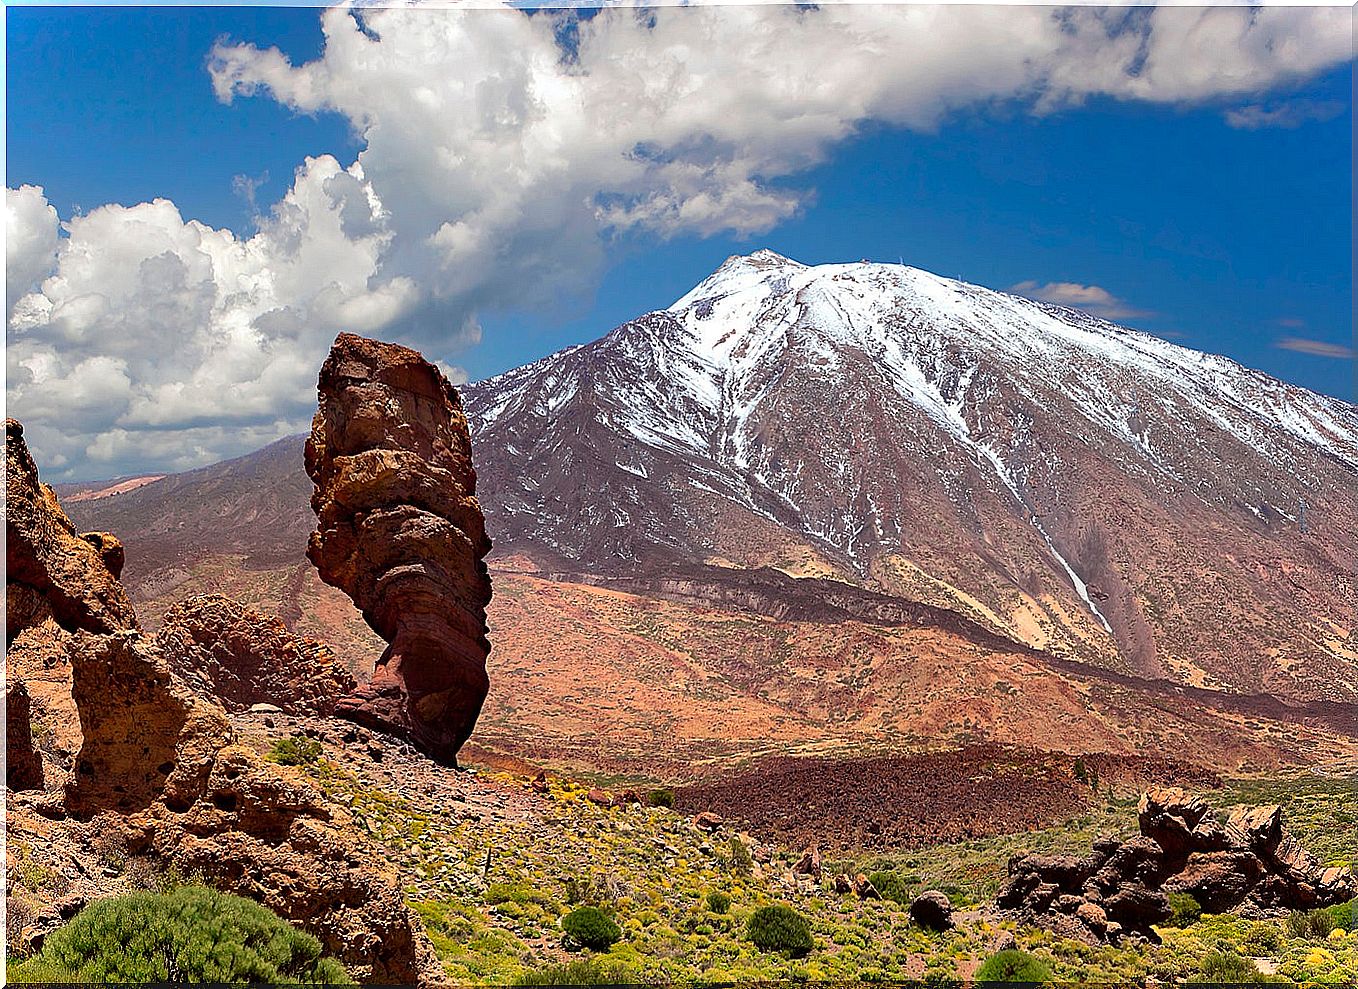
[[5, 4, 1355, 478]]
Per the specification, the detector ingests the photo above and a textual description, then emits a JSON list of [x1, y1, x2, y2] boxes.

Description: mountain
[[60, 251, 1358, 774], [463, 250, 1358, 700]]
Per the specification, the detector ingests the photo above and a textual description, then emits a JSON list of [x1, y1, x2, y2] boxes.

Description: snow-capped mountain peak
[[463, 252, 1358, 700]]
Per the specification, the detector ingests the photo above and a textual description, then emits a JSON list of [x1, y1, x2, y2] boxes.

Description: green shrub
[[1189, 950, 1289, 984], [7, 886, 348, 984], [729, 837, 753, 876], [746, 904, 812, 957], [974, 949, 1051, 983], [1328, 898, 1356, 931], [866, 870, 911, 905], [647, 789, 675, 808], [560, 906, 621, 951], [1285, 907, 1335, 940], [1164, 892, 1203, 928], [1240, 921, 1285, 956], [705, 890, 731, 914], [267, 736, 323, 766], [513, 956, 646, 985]]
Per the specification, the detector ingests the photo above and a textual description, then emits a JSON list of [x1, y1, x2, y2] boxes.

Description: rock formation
[[306, 332, 493, 765], [998, 787, 1355, 943], [156, 594, 357, 715], [6, 418, 137, 641], [4, 418, 440, 984]]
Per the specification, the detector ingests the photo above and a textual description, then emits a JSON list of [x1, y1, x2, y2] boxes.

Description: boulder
[[1165, 850, 1263, 913], [853, 873, 882, 899], [63, 630, 231, 817], [694, 811, 724, 832], [306, 333, 493, 766], [156, 594, 357, 715], [909, 890, 954, 930], [792, 845, 822, 880]]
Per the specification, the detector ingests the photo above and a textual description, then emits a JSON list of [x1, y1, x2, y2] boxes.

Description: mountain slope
[[462, 251, 1358, 700]]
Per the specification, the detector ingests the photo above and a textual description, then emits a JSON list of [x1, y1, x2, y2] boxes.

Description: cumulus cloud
[[8, 2, 1353, 478], [1225, 99, 1347, 130], [1009, 280, 1151, 321], [1277, 337, 1356, 360], [7, 185, 60, 312]]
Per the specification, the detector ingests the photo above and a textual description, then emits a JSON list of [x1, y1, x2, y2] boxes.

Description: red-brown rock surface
[[306, 332, 493, 765], [4, 418, 440, 984], [6, 680, 44, 791], [998, 786, 1356, 942], [6, 418, 137, 640], [156, 594, 357, 715]]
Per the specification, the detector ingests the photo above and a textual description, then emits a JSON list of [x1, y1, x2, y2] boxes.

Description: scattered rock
[[306, 333, 493, 766], [792, 844, 822, 880], [853, 873, 881, 899], [909, 890, 954, 930], [694, 811, 724, 832]]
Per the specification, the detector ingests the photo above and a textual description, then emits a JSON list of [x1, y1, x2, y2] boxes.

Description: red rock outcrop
[[998, 787, 1356, 943], [4, 418, 441, 984], [156, 594, 357, 715], [306, 332, 493, 765], [6, 418, 137, 640]]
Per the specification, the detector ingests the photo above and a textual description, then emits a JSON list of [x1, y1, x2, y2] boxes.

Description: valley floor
[[234, 715, 1358, 983]]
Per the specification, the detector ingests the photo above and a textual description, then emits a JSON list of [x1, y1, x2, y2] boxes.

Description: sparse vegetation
[[7, 886, 348, 984], [974, 948, 1052, 982], [728, 836, 753, 876], [746, 904, 812, 957], [1285, 907, 1335, 940], [1165, 892, 1203, 928], [267, 735, 324, 766], [513, 956, 646, 985], [560, 906, 621, 951], [704, 890, 731, 914]]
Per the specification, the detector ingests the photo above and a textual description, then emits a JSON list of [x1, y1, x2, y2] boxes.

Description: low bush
[[746, 904, 812, 957], [646, 789, 675, 808], [866, 870, 911, 905], [267, 736, 323, 766], [7, 885, 348, 984], [560, 906, 621, 951], [1327, 898, 1355, 932], [705, 890, 731, 914], [513, 956, 646, 986], [1285, 907, 1335, 940], [1190, 950, 1289, 984], [1240, 921, 1285, 956], [729, 837, 754, 876], [1164, 892, 1203, 928], [974, 948, 1051, 983]]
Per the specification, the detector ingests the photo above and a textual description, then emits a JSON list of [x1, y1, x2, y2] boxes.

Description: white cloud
[[8, 2, 1353, 479], [1277, 337, 1356, 360], [7, 185, 61, 312], [1010, 280, 1151, 321], [1225, 99, 1346, 130]]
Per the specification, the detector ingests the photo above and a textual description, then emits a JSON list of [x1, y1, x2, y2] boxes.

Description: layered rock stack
[[306, 332, 493, 766], [998, 787, 1355, 943]]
